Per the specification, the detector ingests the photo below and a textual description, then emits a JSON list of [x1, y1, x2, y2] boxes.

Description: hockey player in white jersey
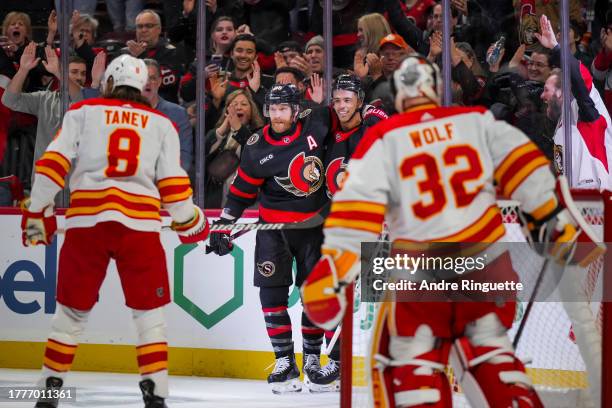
[[299, 55, 600, 407], [22, 55, 209, 408]]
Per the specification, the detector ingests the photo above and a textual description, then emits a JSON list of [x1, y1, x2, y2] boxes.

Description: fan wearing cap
[[23, 54, 208, 408], [363, 33, 411, 113]]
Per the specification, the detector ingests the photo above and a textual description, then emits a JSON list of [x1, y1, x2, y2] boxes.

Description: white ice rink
[[0, 369, 340, 408]]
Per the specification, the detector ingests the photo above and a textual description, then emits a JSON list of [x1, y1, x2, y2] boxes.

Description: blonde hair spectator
[[357, 13, 392, 54]]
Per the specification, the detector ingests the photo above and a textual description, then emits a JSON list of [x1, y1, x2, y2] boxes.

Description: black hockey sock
[[302, 311, 324, 356], [325, 329, 340, 361], [263, 305, 294, 359]]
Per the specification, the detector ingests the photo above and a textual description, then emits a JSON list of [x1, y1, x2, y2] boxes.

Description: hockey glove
[[361, 102, 388, 126], [206, 219, 233, 256], [171, 206, 210, 244], [301, 247, 359, 330], [20, 199, 57, 247], [522, 201, 604, 267]]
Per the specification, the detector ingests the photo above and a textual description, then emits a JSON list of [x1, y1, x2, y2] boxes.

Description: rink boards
[[0, 211, 588, 382]]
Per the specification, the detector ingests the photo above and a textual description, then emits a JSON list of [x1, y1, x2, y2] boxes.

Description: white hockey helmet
[[101, 55, 148, 93], [391, 54, 442, 111]]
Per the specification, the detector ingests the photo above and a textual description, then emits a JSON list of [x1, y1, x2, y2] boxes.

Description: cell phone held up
[[210, 54, 223, 70]]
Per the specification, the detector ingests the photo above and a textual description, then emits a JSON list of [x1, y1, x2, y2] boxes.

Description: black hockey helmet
[[264, 83, 301, 117], [333, 73, 365, 101]]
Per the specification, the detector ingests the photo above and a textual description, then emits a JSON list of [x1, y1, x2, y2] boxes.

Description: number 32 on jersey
[[105, 128, 141, 177], [401, 144, 484, 219]]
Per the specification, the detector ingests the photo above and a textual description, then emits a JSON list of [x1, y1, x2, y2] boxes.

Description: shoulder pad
[[299, 108, 312, 119]]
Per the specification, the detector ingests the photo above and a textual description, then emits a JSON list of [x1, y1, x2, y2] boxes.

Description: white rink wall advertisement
[[0, 213, 305, 352], [0, 213, 588, 380]]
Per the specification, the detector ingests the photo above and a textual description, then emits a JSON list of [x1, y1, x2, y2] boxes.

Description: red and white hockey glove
[[302, 248, 359, 331], [20, 199, 57, 247], [171, 206, 210, 244]]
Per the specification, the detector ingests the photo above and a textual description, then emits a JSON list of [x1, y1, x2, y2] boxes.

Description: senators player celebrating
[[22, 55, 209, 408], [326, 74, 388, 197], [207, 84, 337, 394], [301, 55, 600, 407]]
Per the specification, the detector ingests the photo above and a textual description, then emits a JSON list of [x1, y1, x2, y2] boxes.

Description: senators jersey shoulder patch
[[299, 108, 312, 119], [247, 133, 260, 145]]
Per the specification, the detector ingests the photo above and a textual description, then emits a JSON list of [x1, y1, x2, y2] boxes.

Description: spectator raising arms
[[205, 88, 264, 208]]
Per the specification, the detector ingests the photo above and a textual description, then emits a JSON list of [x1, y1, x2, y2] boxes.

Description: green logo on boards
[[173, 243, 244, 329]]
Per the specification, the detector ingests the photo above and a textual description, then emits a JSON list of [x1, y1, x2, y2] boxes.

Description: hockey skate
[[267, 355, 301, 394], [139, 379, 168, 408], [307, 359, 340, 393], [34, 376, 63, 408], [302, 354, 321, 388]]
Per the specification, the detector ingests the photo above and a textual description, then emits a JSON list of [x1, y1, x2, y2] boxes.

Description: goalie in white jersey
[[299, 55, 600, 407], [21, 55, 209, 408]]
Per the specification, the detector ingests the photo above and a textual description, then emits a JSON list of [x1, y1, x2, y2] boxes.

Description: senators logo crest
[[275, 152, 324, 197], [325, 157, 348, 197]]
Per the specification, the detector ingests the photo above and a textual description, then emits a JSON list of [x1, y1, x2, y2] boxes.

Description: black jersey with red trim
[[324, 107, 388, 196], [224, 106, 337, 223]]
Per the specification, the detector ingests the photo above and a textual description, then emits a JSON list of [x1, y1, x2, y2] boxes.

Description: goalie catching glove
[[301, 247, 359, 331], [171, 206, 210, 244], [20, 199, 57, 247], [521, 176, 606, 267]]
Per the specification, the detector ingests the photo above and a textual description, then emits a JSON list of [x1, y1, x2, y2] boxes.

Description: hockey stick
[[512, 258, 550, 349], [325, 324, 342, 355], [54, 203, 331, 236], [209, 202, 331, 233]]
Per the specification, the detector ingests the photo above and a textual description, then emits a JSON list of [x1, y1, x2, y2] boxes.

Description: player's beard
[[547, 96, 562, 123], [271, 119, 292, 134]]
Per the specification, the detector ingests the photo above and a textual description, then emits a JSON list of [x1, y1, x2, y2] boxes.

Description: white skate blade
[[307, 380, 340, 393], [270, 378, 302, 394]]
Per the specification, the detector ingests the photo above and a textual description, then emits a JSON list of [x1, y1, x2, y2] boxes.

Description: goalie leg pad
[[387, 325, 451, 407], [449, 313, 543, 408]]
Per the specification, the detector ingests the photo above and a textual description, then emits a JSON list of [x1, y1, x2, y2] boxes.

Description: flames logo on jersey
[[274, 152, 324, 197], [325, 157, 348, 197]]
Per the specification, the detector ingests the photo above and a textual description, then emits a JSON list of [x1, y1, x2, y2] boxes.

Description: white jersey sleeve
[[483, 110, 557, 218], [155, 117, 195, 224]]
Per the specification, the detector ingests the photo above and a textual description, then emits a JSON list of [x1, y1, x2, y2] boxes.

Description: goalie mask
[[263, 83, 301, 119], [101, 55, 148, 93], [391, 54, 442, 112]]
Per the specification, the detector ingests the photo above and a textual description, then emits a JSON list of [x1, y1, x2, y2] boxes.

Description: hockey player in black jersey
[[291, 75, 391, 393], [325, 74, 388, 197], [207, 84, 338, 394]]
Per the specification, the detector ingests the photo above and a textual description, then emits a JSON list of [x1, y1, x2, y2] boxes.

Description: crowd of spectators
[[0, 0, 611, 206]]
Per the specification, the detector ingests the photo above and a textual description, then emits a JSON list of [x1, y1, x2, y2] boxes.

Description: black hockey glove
[[206, 219, 234, 256]]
